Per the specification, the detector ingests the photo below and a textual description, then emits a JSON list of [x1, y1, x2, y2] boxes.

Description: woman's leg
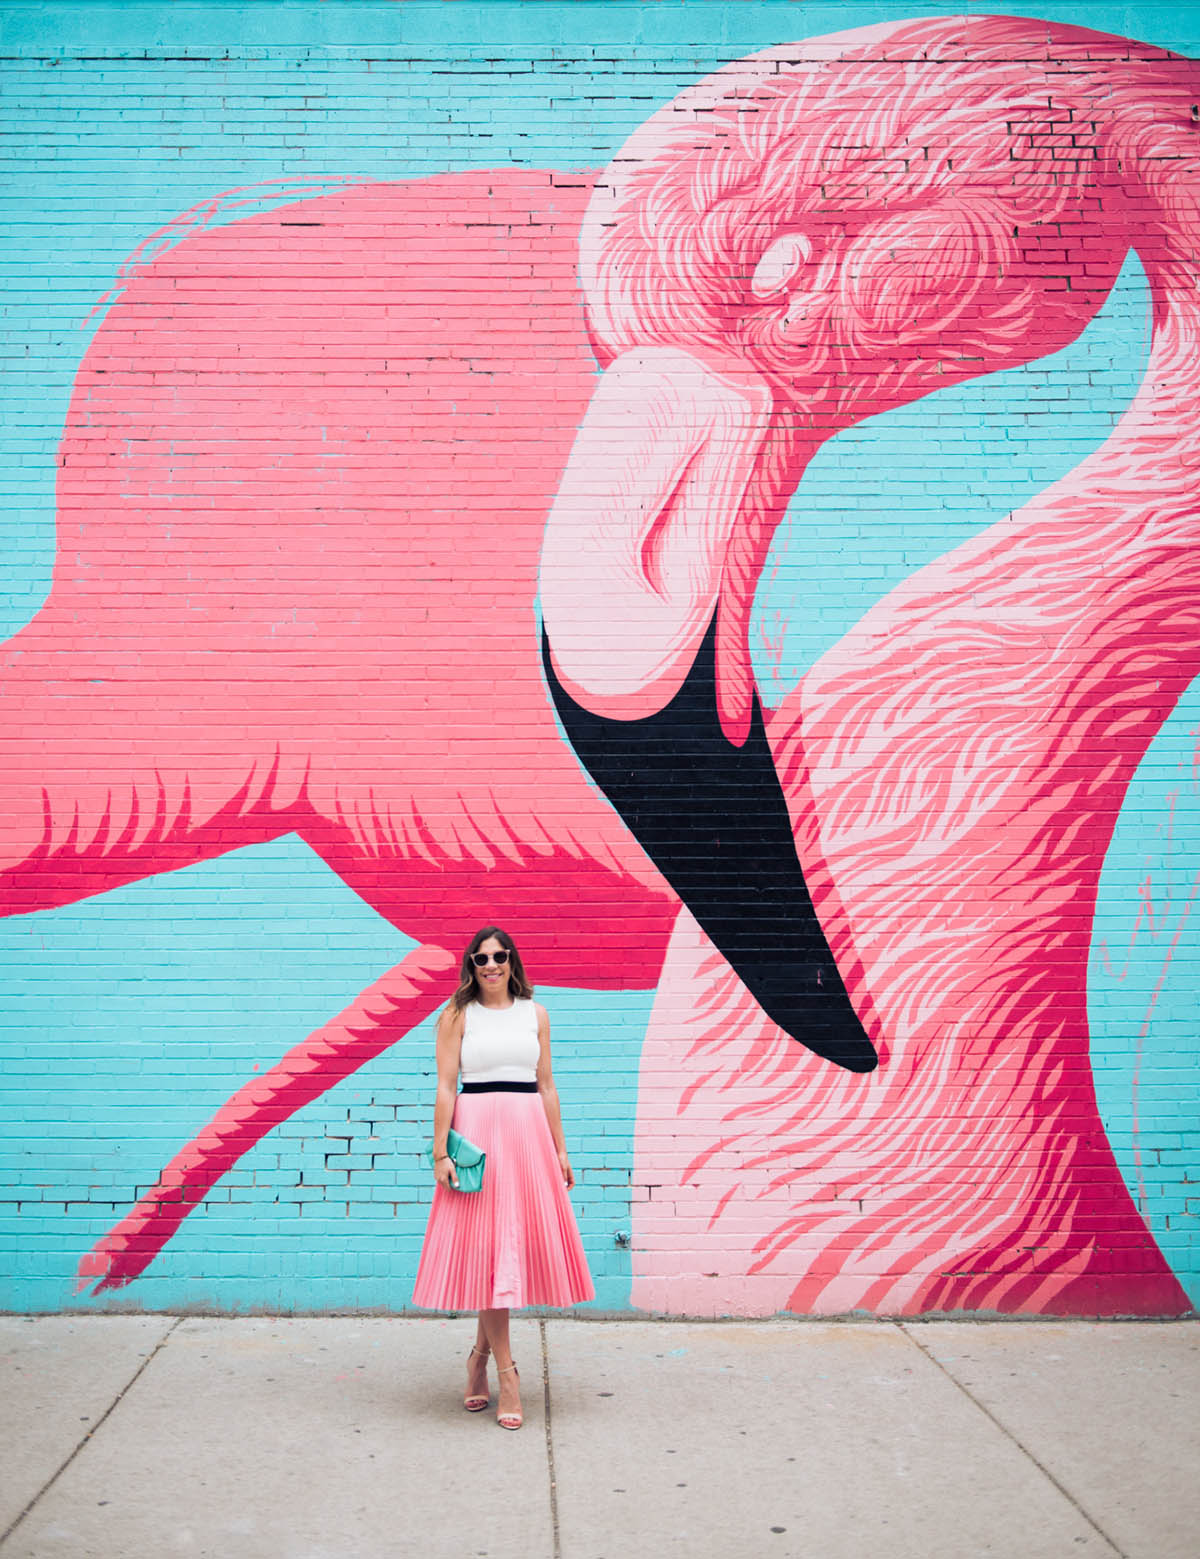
[[478, 1307, 512, 1368], [479, 1307, 522, 1424], [465, 1317, 490, 1407]]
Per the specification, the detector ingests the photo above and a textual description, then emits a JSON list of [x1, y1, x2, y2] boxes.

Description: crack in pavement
[[540, 1319, 562, 1559], [897, 1322, 1128, 1559], [0, 1315, 184, 1551]]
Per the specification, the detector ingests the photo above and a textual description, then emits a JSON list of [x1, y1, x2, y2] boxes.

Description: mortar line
[[540, 1318, 562, 1559], [897, 1322, 1128, 1559], [0, 1315, 185, 1551]]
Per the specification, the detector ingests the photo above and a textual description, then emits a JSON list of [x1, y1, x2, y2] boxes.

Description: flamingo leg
[[76, 942, 458, 1293]]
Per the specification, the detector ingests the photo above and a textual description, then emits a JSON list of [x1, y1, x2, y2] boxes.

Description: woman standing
[[412, 926, 594, 1429]]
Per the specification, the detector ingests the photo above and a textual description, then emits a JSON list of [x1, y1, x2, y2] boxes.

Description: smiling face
[[471, 934, 513, 1001]]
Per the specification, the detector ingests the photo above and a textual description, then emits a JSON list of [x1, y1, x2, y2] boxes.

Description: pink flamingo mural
[[0, 14, 1194, 1309]]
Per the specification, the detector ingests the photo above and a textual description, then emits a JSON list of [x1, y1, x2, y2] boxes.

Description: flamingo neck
[[1123, 255, 1200, 470]]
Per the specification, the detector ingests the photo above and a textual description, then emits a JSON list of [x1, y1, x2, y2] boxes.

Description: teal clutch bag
[[426, 1127, 486, 1193]]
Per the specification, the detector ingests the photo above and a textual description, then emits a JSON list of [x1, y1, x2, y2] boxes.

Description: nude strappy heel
[[464, 1345, 490, 1412], [496, 1362, 522, 1430]]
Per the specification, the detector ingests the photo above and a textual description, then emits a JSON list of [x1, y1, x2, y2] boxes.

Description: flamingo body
[[1, 172, 677, 984]]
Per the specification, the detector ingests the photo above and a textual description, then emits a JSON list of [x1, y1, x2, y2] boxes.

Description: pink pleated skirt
[[412, 1090, 594, 1311]]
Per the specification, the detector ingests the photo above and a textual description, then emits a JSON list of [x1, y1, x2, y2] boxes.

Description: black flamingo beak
[[543, 613, 878, 1072]]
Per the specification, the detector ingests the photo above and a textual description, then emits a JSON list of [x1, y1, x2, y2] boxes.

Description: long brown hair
[[450, 926, 534, 1011]]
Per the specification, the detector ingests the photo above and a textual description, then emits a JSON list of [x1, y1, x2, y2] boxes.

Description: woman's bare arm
[[432, 1004, 465, 1188], [535, 1003, 575, 1188]]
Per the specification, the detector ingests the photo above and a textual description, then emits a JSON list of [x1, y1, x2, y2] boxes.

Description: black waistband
[[459, 1081, 539, 1094]]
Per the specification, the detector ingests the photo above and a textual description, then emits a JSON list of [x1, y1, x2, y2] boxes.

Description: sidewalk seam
[[0, 1315, 184, 1552], [540, 1319, 562, 1559], [897, 1322, 1129, 1559]]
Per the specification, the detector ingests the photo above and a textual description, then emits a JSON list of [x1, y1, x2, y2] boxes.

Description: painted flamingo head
[[548, 19, 1196, 717], [539, 15, 1197, 1068], [579, 20, 1188, 429]]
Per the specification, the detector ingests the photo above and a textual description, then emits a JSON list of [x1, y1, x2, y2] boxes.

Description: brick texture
[[1, 2, 1197, 1316]]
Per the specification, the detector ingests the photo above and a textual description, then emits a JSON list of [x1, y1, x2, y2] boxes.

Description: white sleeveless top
[[459, 998, 540, 1084]]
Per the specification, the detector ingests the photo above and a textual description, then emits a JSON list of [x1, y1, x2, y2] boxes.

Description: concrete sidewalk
[[1, 1316, 1196, 1559]]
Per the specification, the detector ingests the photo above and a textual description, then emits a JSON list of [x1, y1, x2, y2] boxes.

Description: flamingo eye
[[750, 232, 813, 300]]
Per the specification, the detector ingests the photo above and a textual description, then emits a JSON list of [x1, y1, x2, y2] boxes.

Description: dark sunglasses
[[471, 950, 510, 968]]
